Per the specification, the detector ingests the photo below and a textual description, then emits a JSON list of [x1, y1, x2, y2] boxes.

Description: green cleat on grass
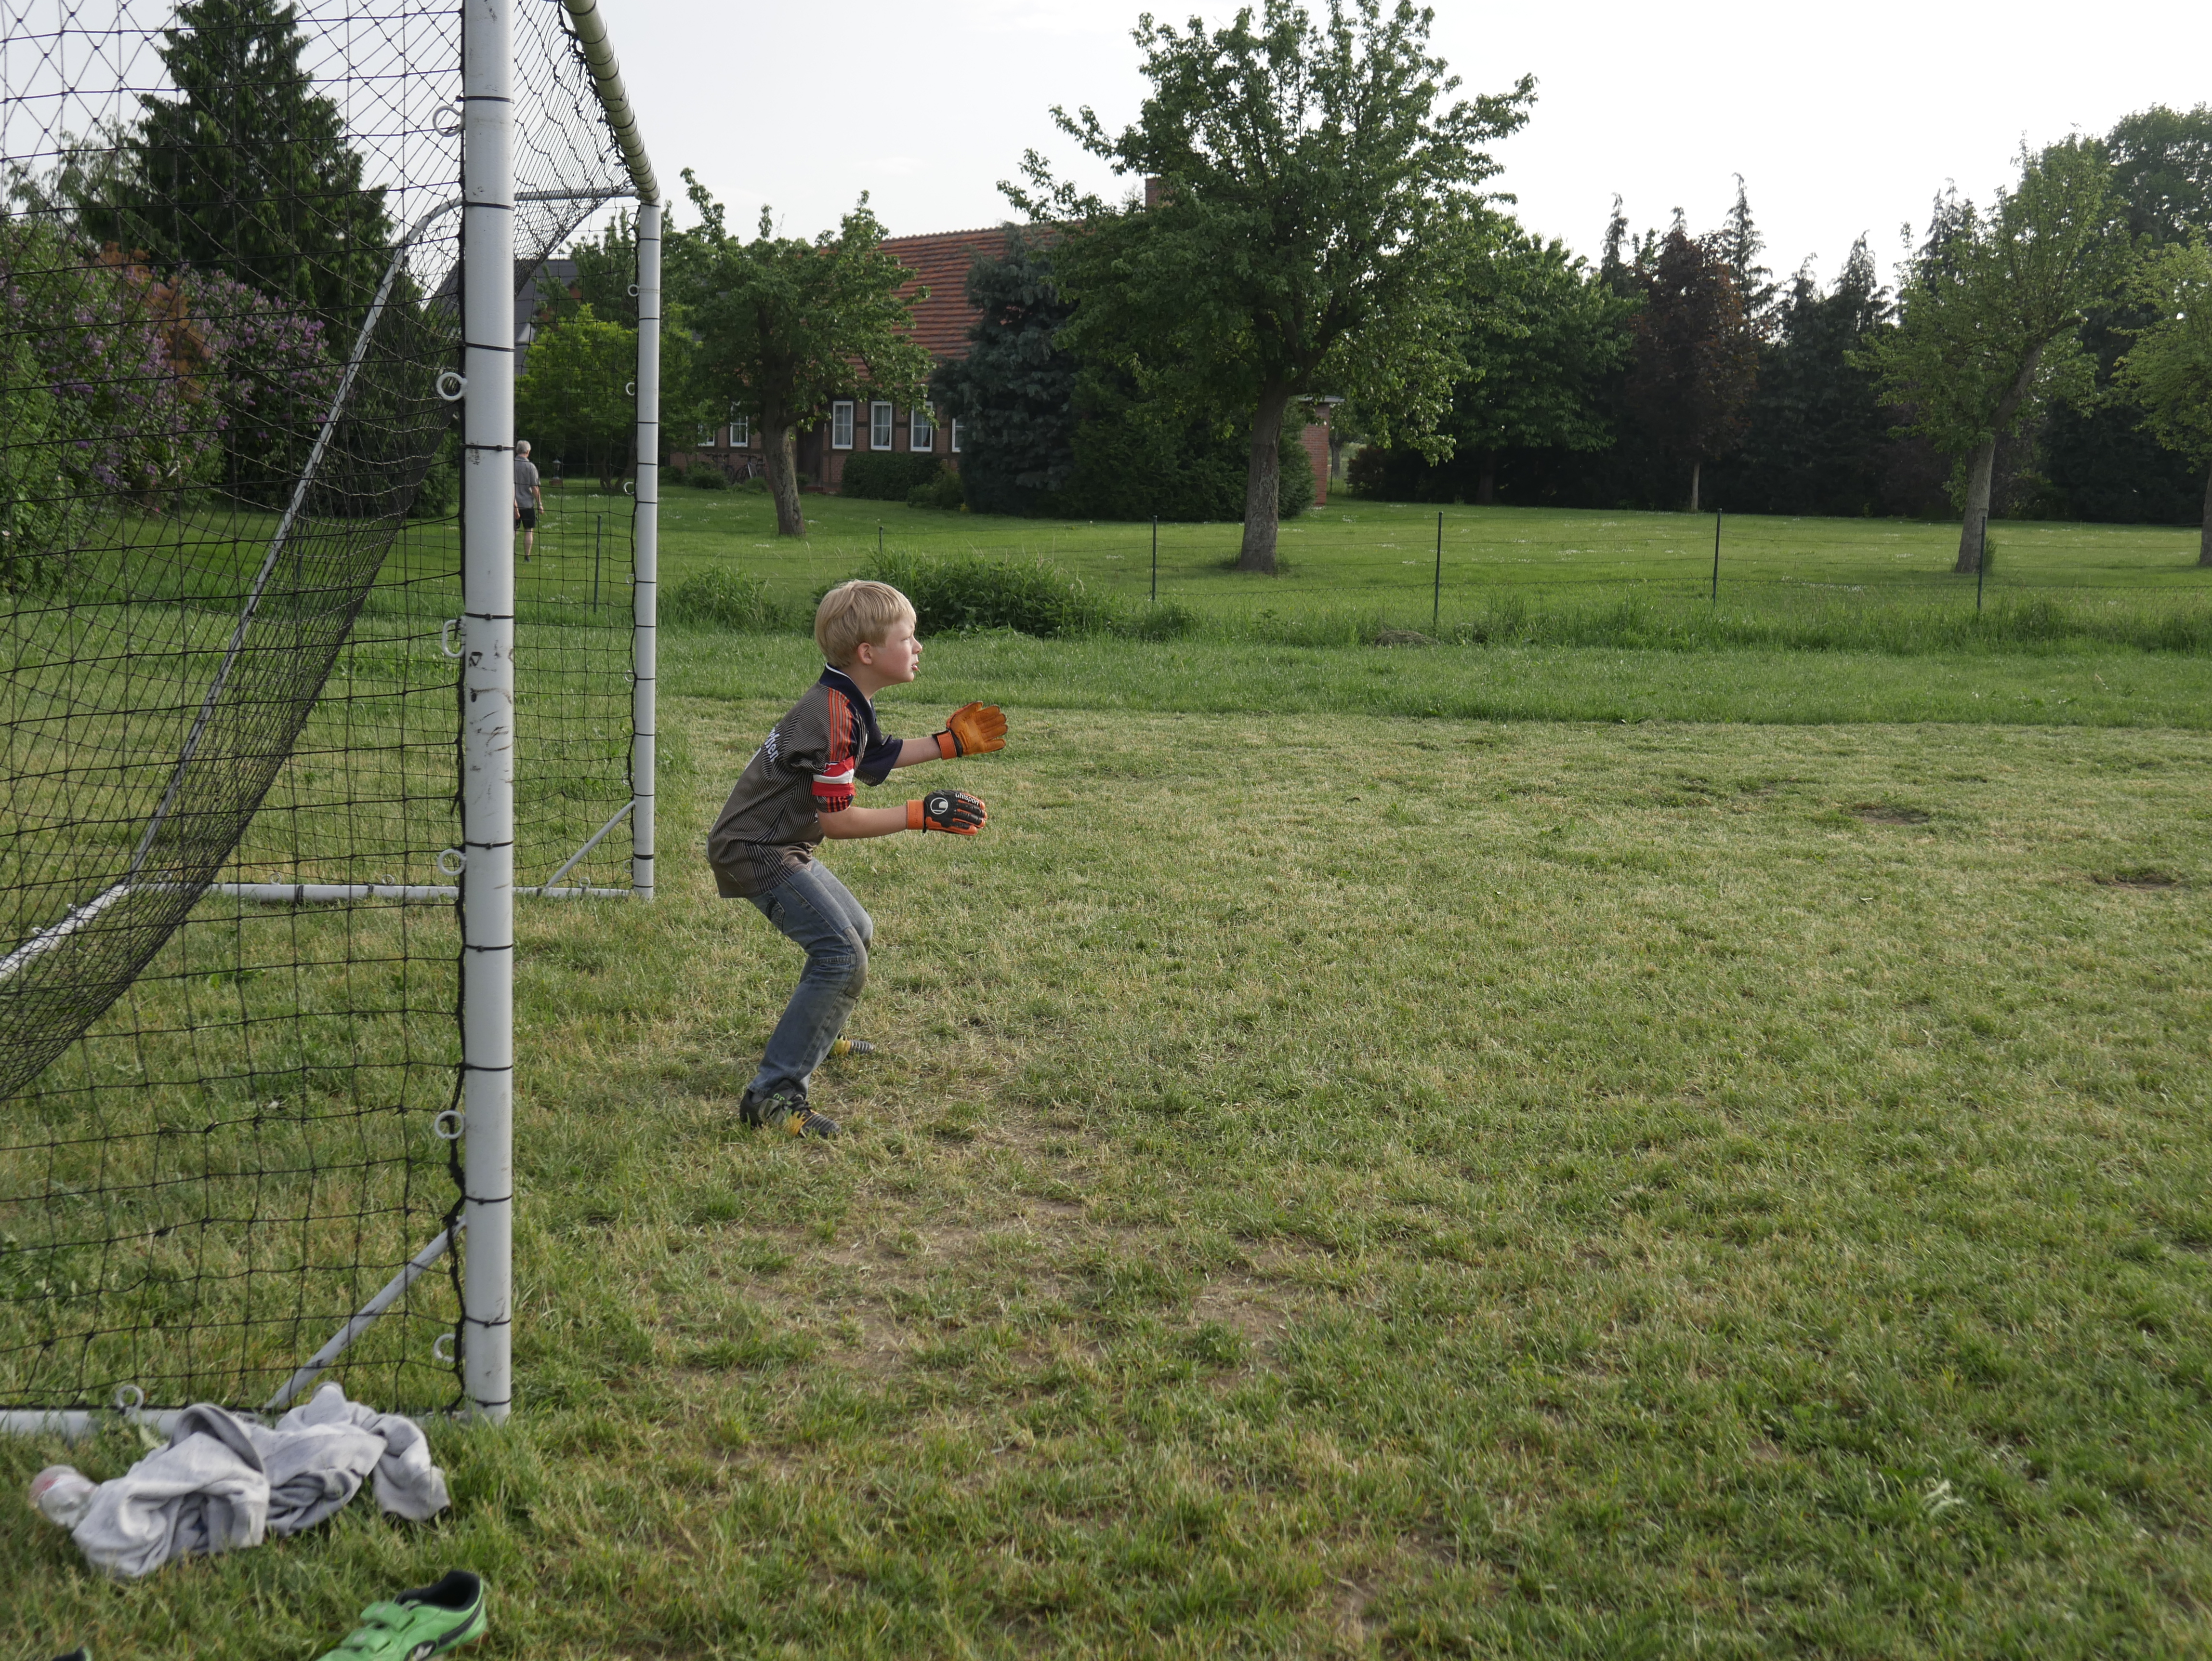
[[317, 1570, 486, 1661]]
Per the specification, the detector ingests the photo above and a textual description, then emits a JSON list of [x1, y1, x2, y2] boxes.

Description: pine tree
[[928, 234, 1079, 515], [93, 0, 389, 326], [1625, 227, 1758, 512], [1714, 176, 1778, 334]]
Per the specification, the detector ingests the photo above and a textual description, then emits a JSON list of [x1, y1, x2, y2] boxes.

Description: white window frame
[[909, 408, 935, 451], [696, 422, 715, 446], [831, 401, 854, 450], [729, 409, 750, 448], [950, 419, 964, 455], [869, 401, 894, 451]]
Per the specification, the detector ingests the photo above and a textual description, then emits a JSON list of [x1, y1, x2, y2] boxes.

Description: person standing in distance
[[514, 439, 542, 563]]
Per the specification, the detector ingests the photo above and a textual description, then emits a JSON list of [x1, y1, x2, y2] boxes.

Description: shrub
[[905, 465, 966, 510], [840, 452, 942, 501], [738, 474, 769, 494], [663, 566, 775, 630], [663, 460, 690, 486], [689, 463, 729, 489], [854, 549, 1113, 637]]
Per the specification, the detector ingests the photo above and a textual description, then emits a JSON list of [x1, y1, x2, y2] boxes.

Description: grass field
[[619, 488, 2212, 652], [4, 618, 2209, 1655]]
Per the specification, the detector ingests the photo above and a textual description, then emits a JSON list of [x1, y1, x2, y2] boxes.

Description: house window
[[696, 423, 715, 446], [950, 420, 964, 455], [729, 409, 750, 448], [870, 401, 894, 450], [909, 408, 935, 451], [831, 401, 854, 450]]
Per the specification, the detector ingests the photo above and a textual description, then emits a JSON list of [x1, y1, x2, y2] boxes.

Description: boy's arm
[[886, 703, 1008, 769], [820, 791, 987, 840]]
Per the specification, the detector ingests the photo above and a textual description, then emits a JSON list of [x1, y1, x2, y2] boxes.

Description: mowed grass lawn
[[620, 488, 2211, 626], [5, 649, 2209, 1657]]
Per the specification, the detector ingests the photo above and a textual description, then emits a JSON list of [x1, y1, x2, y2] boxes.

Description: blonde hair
[[815, 579, 915, 666]]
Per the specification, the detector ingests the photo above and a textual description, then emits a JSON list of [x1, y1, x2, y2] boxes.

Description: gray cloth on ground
[[63, 1382, 449, 1578]]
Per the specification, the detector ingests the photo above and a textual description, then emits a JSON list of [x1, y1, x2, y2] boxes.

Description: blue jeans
[[745, 858, 872, 1106]]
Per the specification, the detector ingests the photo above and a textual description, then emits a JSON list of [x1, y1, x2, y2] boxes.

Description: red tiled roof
[[882, 227, 1017, 363]]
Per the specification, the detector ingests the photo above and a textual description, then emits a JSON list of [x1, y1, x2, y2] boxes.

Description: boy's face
[[851, 617, 921, 685]]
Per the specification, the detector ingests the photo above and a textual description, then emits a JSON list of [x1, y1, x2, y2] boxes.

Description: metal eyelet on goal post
[[436, 848, 466, 877], [433, 1108, 464, 1141], [112, 1382, 146, 1415], [433, 1331, 456, 1365], [435, 370, 466, 402], [440, 619, 465, 659]]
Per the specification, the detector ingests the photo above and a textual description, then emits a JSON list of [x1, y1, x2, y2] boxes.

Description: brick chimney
[[1144, 176, 1166, 210]]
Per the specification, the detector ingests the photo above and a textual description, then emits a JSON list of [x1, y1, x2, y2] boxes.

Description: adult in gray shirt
[[514, 440, 542, 562]]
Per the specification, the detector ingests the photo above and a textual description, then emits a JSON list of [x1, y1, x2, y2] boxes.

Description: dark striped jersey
[[706, 665, 903, 897]]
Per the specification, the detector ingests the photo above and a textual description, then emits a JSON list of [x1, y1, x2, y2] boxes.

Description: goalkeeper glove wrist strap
[[933, 729, 959, 760], [907, 798, 926, 831]]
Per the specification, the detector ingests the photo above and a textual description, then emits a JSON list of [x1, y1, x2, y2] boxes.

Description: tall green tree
[[1712, 238, 1896, 517], [1011, 0, 1531, 572], [929, 233, 1079, 515], [1625, 225, 1757, 512], [550, 212, 641, 330], [1868, 140, 2129, 570], [2041, 105, 2212, 526], [1453, 228, 1633, 502], [672, 174, 931, 538], [515, 303, 637, 490], [88, 0, 389, 326], [2116, 236, 2212, 563]]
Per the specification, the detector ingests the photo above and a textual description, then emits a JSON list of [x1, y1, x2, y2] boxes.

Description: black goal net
[[0, 0, 643, 1414]]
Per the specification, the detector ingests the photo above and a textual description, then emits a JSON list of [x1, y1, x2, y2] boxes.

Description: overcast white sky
[[601, 0, 2212, 291]]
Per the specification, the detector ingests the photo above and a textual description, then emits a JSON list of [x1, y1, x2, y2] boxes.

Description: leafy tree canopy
[[671, 173, 931, 537], [516, 303, 637, 491], [1451, 226, 1633, 500], [1009, 0, 1531, 571], [2108, 104, 2212, 246], [88, 0, 390, 326], [2115, 235, 2212, 561], [1867, 139, 2128, 567]]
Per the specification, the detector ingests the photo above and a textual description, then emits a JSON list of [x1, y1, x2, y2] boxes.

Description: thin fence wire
[[0, 0, 633, 1413]]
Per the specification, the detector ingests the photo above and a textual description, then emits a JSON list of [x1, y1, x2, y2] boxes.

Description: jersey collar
[[818, 663, 874, 716]]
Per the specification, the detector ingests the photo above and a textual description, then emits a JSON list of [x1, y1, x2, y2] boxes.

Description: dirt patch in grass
[[1849, 802, 1932, 825], [2095, 868, 2183, 889]]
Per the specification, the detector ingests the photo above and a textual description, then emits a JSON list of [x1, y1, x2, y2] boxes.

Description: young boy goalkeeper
[[706, 580, 1002, 1138]]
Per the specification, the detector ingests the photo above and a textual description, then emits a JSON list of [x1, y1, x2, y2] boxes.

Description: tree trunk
[[1688, 458, 1702, 515], [1477, 450, 1497, 506], [2200, 459, 2211, 567], [1958, 348, 2043, 572], [1235, 383, 1295, 574], [764, 422, 805, 538], [1954, 436, 1997, 572]]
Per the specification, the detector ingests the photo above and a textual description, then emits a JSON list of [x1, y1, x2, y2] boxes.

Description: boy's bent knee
[[841, 928, 869, 999]]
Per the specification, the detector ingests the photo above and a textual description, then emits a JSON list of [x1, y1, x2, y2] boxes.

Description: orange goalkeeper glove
[[908, 789, 988, 835], [934, 701, 1007, 759]]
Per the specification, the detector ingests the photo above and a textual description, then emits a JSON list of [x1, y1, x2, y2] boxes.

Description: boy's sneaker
[[316, 1569, 486, 1661], [739, 1090, 839, 1138]]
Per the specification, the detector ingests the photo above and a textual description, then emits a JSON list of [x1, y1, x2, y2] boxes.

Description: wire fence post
[[1433, 511, 1443, 632], [1712, 508, 1722, 605], [1976, 510, 1989, 613], [459, 0, 515, 1427], [1150, 516, 1158, 604]]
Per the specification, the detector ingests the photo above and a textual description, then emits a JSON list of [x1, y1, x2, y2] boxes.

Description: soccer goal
[[0, 0, 659, 1431]]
